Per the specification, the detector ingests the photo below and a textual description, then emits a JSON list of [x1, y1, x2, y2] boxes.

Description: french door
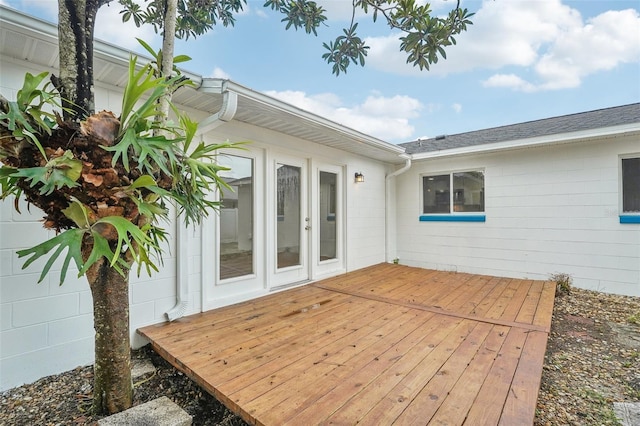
[[271, 154, 309, 288], [205, 151, 345, 308]]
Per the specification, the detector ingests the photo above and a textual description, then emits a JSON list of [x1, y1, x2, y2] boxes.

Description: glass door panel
[[219, 155, 254, 280], [276, 164, 302, 269], [319, 171, 337, 261]]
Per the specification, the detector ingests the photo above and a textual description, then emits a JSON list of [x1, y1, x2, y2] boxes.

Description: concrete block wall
[[395, 135, 640, 296], [0, 63, 185, 390], [0, 198, 96, 389], [0, 196, 181, 390], [346, 159, 390, 272]]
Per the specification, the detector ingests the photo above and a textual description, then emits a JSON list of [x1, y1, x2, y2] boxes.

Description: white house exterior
[[394, 106, 640, 296], [0, 7, 405, 390], [0, 6, 638, 392]]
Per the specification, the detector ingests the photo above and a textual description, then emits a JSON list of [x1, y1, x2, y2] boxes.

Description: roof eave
[[199, 78, 406, 159], [0, 5, 202, 87], [410, 123, 640, 161]]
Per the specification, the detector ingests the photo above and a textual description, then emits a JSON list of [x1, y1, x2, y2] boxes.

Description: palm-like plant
[[0, 56, 235, 414]]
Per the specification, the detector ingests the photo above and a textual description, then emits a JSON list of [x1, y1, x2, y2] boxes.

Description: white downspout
[[165, 82, 238, 321], [197, 89, 238, 134], [385, 156, 412, 263], [166, 219, 190, 321]]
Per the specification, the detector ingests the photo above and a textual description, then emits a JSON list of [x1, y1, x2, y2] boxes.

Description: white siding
[[0, 64, 182, 390], [395, 135, 640, 296]]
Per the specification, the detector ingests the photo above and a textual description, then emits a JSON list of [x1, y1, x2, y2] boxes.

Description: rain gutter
[[198, 79, 406, 157]]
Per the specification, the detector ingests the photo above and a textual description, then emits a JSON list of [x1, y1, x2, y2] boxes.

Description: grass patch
[[579, 388, 622, 425]]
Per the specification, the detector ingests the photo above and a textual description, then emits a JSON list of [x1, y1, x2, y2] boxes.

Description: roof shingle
[[401, 103, 640, 155]]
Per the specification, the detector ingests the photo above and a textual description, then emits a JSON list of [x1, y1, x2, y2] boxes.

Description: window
[[219, 155, 254, 280], [621, 157, 640, 222], [319, 171, 337, 261], [423, 171, 485, 214]]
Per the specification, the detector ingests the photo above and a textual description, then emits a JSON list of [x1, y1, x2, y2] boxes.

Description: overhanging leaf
[[16, 228, 86, 284], [13, 150, 82, 195], [78, 231, 128, 277], [62, 198, 93, 229], [94, 216, 159, 269]]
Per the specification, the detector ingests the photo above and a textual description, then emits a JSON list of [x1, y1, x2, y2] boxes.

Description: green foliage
[[18, 227, 86, 285], [16, 198, 163, 284], [322, 24, 368, 76], [119, 0, 246, 39], [117, 0, 473, 76], [265, 0, 326, 35], [136, 38, 192, 78], [397, 4, 474, 71], [2, 53, 236, 286], [105, 56, 185, 174], [12, 150, 82, 195], [0, 71, 60, 159], [550, 272, 573, 296], [0, 166, 22, 201]]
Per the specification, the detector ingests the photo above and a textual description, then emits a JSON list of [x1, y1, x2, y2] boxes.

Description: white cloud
[[264, 90, 422, 141], [531, 9, 640, 90], [254, 8, 268, 19], [482, 74, 536, 92], [95, 3, 159, 51], [317, 0, 451, 21], [3, 1, 159, 52], [2, 0, 57, 20], [365, 0, 640, 92], [210, 67, 230, 79], [316, 0, 363, 21], [451, 103, 462, 113]]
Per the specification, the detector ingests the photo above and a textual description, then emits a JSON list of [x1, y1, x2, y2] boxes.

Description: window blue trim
[[620, 215, 640, 224], [420, 215, 486, 222]]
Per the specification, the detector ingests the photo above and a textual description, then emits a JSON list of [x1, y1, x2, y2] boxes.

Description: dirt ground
[[535, 287, 640, 425]]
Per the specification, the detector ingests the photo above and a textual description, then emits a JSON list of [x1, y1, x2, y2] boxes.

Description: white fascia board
[[0, 6, 58, 41], [411, 123, 640, 161], [199, 78, 406, 156], [0, 5, 202, 86]]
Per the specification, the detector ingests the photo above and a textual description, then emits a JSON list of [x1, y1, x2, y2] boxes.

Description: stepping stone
[[614, 402, 640, 426], [131, 358, 156, 379], [98, 396, 192, 426]]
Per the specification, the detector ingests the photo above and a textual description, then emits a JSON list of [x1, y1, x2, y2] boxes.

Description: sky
[[2, 0, 639, 144]]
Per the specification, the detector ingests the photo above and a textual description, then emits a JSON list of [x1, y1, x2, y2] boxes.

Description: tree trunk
[[157, 0, 178, 128], [57, 0, 107, 120], [85, 255, 133, 415]]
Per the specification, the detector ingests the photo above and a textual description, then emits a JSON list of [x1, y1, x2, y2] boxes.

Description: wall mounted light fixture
[[354, 172, 364, 183]]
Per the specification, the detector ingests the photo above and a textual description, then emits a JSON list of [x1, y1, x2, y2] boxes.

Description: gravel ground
[[535, 287, 640, 425], [1, 287, 638, 425]]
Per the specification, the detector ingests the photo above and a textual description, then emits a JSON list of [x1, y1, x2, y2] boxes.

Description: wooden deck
[[138, 264, 556, 425]]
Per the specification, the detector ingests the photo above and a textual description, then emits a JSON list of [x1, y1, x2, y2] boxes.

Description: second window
[[423, 171, 485, 214]]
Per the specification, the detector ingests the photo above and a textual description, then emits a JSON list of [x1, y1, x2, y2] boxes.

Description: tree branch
[[0, 93, 9, 114]]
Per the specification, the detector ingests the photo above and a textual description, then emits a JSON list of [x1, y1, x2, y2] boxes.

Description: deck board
[[138, 264, 555, 425]]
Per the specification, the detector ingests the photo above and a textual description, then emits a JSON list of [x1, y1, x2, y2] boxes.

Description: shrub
[[550, 272, 572, 296]]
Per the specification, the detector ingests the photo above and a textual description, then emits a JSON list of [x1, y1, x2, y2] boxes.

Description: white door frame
[[202, 149, 266, 310], [311, 161, 346, 279], [269, 153, 310, 289]]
